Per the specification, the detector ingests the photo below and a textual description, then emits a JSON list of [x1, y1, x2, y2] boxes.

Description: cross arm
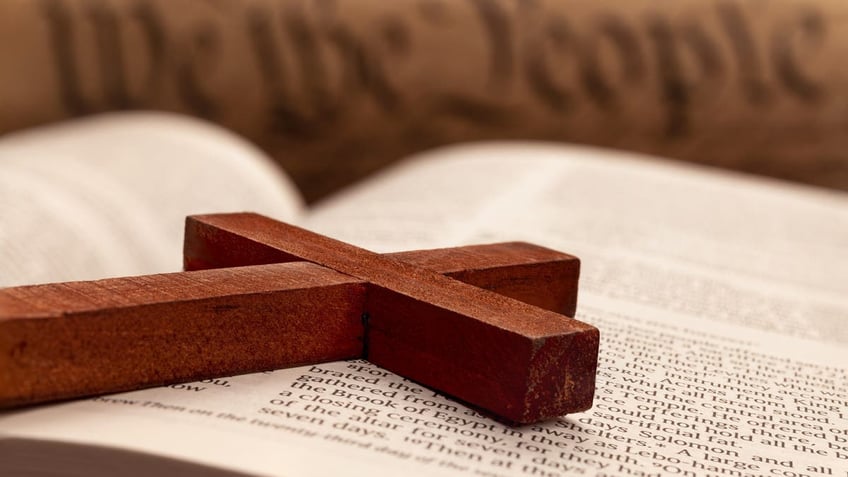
[[185, 214, 598, 424], [185, 224, 580, 317]]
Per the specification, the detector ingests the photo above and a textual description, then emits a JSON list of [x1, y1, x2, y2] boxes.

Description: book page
[[308, 144, 848, 344], [2, 144, 847, 476], [0, 112, 303, 287]]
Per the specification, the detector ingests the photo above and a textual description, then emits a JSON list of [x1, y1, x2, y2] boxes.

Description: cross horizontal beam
[[185, 214, 598, 424]]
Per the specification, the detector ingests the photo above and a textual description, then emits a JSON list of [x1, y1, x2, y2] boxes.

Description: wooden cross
[[0, 213, 598, 424]]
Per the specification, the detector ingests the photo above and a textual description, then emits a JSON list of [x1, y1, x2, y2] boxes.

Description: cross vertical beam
[[0, 263, 365, 408]]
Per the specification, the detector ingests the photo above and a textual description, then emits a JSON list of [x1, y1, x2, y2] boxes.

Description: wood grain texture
[[390, 243, 580, 317], [1, 226, 580, 413], [187, 213, 598, 424], [0, 263, 366, 407], [185, 227, 580, 316]]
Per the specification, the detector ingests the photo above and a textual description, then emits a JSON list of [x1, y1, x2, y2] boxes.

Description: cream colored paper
[[2, 143, 846, 476]]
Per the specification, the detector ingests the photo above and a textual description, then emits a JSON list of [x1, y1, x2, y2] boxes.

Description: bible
[[1, 114, 846, 476]]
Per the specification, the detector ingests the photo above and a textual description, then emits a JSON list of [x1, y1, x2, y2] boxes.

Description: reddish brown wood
[[0, 263, 365, 408], [391, 243, 579, 317], [0, 235, 581, 413], [186, 236, 580, 317], [187, 213, 598, 424]]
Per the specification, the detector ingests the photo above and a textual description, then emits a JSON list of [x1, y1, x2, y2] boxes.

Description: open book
[[1, 114, 846, 476]]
